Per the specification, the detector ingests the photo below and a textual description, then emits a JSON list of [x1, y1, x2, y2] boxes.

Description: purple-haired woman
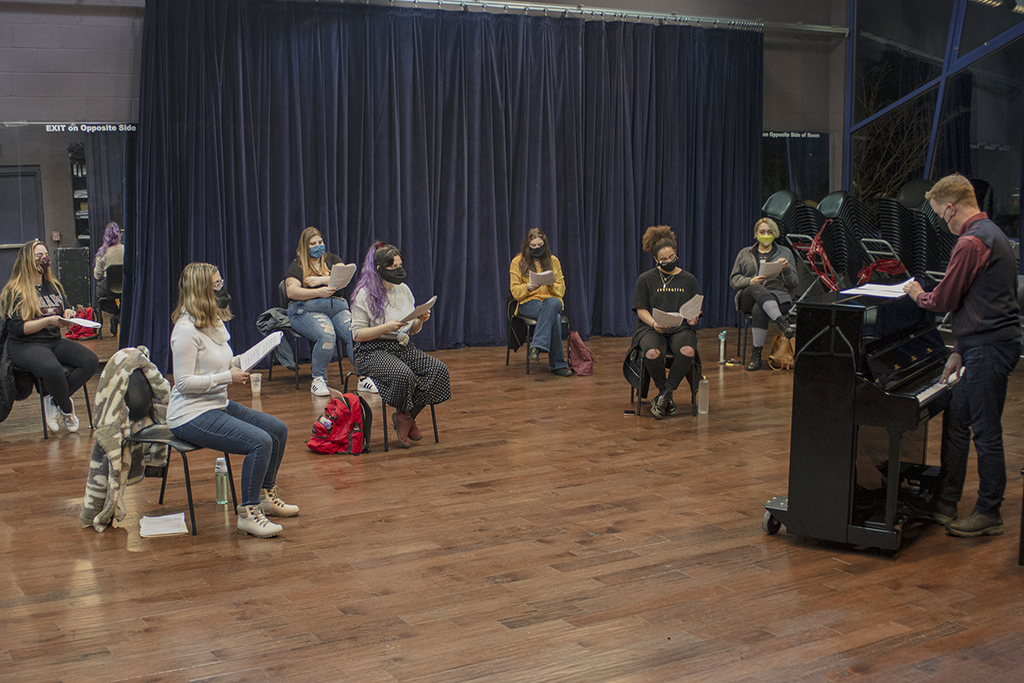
[[349, 242, 450, 448], [93, 221, 124, 334]]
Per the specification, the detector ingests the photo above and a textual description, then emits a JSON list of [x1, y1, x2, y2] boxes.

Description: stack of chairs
[[818, 191, 880, 279], [876, 198, 928, 278], [763, 190, 846, 282], [921, 201, 959, 273]]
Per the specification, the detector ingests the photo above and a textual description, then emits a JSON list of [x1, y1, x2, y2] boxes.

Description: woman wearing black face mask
[[509, 228, 570, 376], [349, 242, 450, 448], [630, 225, 701, 419], [0, 240, 99, 433]]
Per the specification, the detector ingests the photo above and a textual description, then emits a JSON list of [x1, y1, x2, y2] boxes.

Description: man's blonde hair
[[925, 174, 978, 208]]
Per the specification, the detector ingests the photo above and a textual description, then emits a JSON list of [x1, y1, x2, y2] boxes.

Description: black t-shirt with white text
[[632, 267, 701, 339]]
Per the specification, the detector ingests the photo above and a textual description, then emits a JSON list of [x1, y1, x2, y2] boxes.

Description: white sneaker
[[310, 376, 330, 396], [357, 377, 379, 393], [61, 398, 80, 433], [260, 487, 299, 517], [236, 504, 283, 538], [44, 397, 62, 433]]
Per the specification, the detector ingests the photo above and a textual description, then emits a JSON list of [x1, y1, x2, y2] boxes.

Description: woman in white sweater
[[167, 263, 297, 538]]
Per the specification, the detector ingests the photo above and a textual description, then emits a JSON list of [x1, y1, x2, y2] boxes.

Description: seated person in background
[[167, 263, 297, 539], [284, 227, 362, 397], [729, 217, 799, 371], [509, 228, 571, 376], [93, 221, 124, 335], [631, 225, 701, 420], [349, 242, 450, 449], [1, 240, 99, 433]]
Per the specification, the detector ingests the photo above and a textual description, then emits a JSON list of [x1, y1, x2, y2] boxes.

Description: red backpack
[[567, 331, 597, 376], [306, 394, 372, 454]]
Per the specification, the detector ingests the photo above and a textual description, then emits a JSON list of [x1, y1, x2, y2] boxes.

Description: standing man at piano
[[903, 174, 1022, 538]]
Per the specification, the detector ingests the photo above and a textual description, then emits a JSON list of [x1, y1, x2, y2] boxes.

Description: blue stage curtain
[[133, 0, 762, 368]]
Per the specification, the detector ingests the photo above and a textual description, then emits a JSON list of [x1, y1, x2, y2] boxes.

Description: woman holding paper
[[284, 226, 360, 396], [168, 263, 297, 538], [728, 217, 799, 371], [0, 240, 98, 433], [350, 242, 450, 448], [509, 228, 571, 376], [631, 226, 701, 419]]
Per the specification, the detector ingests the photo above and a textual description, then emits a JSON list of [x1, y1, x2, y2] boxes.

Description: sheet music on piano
[[840, 279, 915, 298]]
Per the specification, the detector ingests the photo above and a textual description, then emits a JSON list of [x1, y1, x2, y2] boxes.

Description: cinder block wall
[[0, 0, 143, 123]]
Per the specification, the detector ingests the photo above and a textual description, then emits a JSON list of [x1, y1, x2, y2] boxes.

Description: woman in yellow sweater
[[509, 228, 571, 376]]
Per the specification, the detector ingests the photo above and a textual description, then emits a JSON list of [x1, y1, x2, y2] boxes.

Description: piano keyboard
[[914, 367, 964, 405]]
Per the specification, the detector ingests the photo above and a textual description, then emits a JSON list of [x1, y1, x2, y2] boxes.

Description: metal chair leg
[[158, 445, 171, 504], [224, 452, 238, 512], [179, 450, 198, 536], [431, 405, 438, 443]]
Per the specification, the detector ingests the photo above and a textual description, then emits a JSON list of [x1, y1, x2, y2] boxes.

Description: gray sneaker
[[946, 510, 1003, 538], [44, 397, 62, 433]]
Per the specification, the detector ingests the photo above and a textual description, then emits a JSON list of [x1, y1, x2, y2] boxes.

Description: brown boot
[[391, 411, 413, 448]]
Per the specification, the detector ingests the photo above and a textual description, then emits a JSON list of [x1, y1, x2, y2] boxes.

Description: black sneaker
[[905, 492, 957, 525], [664, 390, 677, 416], [946, 510, 1003, 537], [527, 347, 540, 362], [649, 392, 667, 420]]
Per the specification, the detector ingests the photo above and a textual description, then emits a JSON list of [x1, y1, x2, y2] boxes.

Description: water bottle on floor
[[718, 330, 727, 364], [697, 377, 709, 414], [215, 457, 229, 505]]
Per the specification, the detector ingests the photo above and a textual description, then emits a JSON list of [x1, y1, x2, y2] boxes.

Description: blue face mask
[[309, 244, 326, 259]]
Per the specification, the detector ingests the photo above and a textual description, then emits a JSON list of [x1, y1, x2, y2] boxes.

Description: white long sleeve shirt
[[166, 315, 236, 428]]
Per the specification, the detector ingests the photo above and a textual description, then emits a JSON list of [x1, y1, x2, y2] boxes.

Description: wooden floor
[[1, 330, 1023, 683]]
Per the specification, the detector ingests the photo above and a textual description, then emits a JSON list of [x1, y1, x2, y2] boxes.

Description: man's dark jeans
[[937, 336, 1022, 514]]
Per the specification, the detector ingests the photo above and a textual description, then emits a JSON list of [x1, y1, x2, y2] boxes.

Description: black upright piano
[[764, 291, 954, 550]]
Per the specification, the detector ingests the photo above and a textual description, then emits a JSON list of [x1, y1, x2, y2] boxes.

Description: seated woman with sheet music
[[509, 228, 571, 376], [1, 240, 99, 434], [167, 263, 297, 539], [631, 225, 702, 420], [729, 218, 799, 371], [349, 242, 450, 449], [284, 226, 358, 397]]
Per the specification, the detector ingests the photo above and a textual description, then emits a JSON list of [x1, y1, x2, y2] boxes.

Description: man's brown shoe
[[946, 510, 1003, 538]]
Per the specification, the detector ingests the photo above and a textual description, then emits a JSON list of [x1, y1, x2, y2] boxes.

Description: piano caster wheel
[[762, 511, 781, 535]]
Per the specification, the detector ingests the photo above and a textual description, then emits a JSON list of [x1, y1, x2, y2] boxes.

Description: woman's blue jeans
[[288, 297, 355, 378], [170, 401, 289, 507], [517, 298, 566, 370]]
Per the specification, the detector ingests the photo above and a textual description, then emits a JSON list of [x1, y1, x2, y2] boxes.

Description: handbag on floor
[[768, 336, 796, 370]]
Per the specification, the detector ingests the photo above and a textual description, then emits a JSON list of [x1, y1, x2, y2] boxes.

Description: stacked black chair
[[763, 190, 844, 287], [876, 198, 928, 278], [921, 201, 958, 273], [818, 191, 880, 280]]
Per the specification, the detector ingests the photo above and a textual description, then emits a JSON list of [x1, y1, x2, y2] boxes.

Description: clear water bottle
[[215, 457, 229, 505], [718, 330, 727, 364], [697, 377, 709, 414]]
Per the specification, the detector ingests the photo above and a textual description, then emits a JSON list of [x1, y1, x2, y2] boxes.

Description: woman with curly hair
[[93, 221, 124, 334], [630, 226, 701, 419], [349, 242, 450, 448]]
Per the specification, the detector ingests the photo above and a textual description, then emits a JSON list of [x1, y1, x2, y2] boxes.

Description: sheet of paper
[[238, 330, 284, 372], [757, 260, 785, 280], [652, 308, 684, 328], [840, 279, 914, 298], [529, 270, 556, 287], [328, 263, 357, 290], [678, 294, 703, 321], [139, 512, 188, 537], [400, 296, 438, 323], [60, 316, 101, 328]]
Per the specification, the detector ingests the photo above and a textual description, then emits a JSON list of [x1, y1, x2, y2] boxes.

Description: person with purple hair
[[349, 242, 450, 448], [93, 221, 124, 335]]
